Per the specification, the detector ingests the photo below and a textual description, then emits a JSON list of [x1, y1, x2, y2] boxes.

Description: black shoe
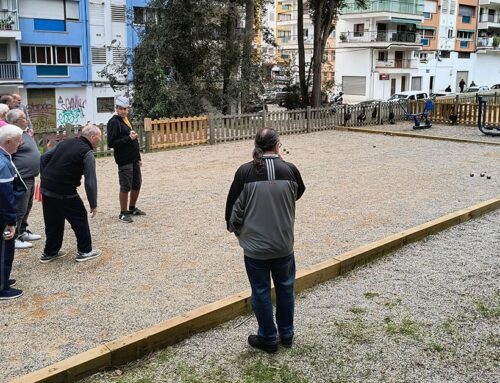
[[0, 288, 23, 300], [119, 213, 133, 223], [280, 337, 293, 348], [128, 207, 146, 216], [39, 250, 68, 264], [248, 335, 278, 353], [8, 279, 16, 287]]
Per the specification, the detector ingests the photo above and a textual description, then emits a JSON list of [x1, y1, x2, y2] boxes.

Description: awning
[[457, 29, 475, 32], [417, 26, 436, 30], [390, 17, 421, 24]]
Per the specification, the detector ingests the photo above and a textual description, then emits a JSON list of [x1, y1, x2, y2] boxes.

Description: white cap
[[115, 96, 130, 108]]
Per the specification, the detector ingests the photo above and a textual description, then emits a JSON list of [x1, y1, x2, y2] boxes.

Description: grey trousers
[[16, 177, 35, 237]]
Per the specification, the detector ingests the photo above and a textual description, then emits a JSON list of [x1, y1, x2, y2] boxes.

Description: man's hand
[[90, 208, 97, 218], [3, 225, 16, 241], [130, 130, 138, 140]]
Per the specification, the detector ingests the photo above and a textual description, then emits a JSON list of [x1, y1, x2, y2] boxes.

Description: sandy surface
[[2, 126, 500, 381]]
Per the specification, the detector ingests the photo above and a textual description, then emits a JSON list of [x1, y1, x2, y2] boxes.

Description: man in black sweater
[[39, 125, 102, 263], [106, 96, 145, 223]]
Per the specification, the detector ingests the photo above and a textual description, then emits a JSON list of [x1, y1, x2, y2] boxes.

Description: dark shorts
[[118, 161, 142, 192]]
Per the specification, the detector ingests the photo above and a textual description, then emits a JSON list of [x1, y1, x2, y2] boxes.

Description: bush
[[493, 35, 500, 48]]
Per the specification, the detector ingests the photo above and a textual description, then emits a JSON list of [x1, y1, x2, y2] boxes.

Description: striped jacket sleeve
[[0, 160, 17, 225]]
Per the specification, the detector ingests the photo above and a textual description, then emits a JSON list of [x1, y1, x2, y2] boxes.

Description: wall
[[55, 87, 90, 128]]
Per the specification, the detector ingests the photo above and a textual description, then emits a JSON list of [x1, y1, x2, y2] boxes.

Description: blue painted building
[[0, 0, 152, 128]]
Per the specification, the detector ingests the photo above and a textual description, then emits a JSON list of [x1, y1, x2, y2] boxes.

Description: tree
[[308, 0, 366, 107], [297, 0, 308, 106]]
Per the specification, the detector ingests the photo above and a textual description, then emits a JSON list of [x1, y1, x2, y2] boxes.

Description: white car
[[465, 86, 489, 93], [388, 91, 429, 102]]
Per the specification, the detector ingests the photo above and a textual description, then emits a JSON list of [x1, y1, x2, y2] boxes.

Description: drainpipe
[[82, 0, 90, 86]]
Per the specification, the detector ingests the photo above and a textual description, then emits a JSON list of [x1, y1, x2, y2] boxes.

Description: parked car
[[465, 85, 489, 93], [356, 99, 382, 106], [430, 91, 455, 98], [490, 84, 500, 90], [388, 91, 429, 102]]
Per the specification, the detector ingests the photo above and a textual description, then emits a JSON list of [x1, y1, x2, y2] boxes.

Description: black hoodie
[[106, 114, 141, 166]]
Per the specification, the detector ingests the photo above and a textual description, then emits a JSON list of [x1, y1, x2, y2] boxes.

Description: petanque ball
[[487, 175, 491, 179], [470, 173, 474, 177]]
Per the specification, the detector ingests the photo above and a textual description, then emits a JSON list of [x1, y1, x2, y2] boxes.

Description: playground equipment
[[478, 96, 500, 137], [398, 99, 433, 129]]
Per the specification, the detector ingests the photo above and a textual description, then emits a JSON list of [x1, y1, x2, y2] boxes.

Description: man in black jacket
[[226, 128, 305, 353], [106, 96, 145, 223], [39, 125, 102, 263]]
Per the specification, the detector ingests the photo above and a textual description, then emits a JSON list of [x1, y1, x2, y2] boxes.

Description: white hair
[[81, 124, 101, 138], [0, 103, 9, 117], [0, 124, 23, 145]]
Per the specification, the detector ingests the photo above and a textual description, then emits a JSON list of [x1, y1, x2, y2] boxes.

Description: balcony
[[0, 61, 20, 81], [339, 30, 421, 46], [477, 36, 500, 50], [0, 10, 21, 39], [342, 0, 424, 15], [376, 59, 418, 69]]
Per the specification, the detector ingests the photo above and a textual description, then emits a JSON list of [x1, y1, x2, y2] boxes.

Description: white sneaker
[[15, 239, 33, 249], [20, 230, 42, 241]]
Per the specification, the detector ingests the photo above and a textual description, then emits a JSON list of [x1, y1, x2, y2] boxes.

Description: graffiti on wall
[[56, 95, 87, 127], [27, 103, 56, 131]]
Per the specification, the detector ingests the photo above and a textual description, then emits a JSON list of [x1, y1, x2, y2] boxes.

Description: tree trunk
[[297, 0, 308, 106], [311, 0, 322, 107], [241, 0, 255, 111], [222, 2, 239, 114]]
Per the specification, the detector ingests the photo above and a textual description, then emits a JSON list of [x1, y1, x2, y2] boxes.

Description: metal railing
[[0, 61, 19, 80], [479, 14, 500, 23], [376, 59, 418, 69], [342, 0, 424, 15], [0, 10, 19, 30], [339, 30, 421, 44]]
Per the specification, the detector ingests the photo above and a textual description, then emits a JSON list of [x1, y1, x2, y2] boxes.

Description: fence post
[[306, 106, 311, 133], [453, 95, 459, 125], [208, 113, 215, 145], [495, 92, 497, 105], [143, 118, 152, 152], [377, 101, 382, 125], [262, 108, 267, 129]]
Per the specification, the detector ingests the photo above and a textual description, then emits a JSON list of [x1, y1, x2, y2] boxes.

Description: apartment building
[[274, 0, 335, 87], [335, 0, 499, 102], [0, 0, 22, 92]]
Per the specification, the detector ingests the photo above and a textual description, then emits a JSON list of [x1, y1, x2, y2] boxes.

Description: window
[[419, 53, 428, 60], [377, 50, 388, 62], [91, 47, 106, 64], [21, 46, 81, 65], [458, 5, 475, 17], [133, 7, 158, 24], [421, 38, 429, 46], [354, 23, 364, 37], [65, 0, 80, 21], [277, 13, 291, 21], [457, 31, 473, 40], [97, 97, 115, 113], [282, 4, 290, 10], [458, 52, 470, 59], [303, 29, 309, 38], [423, 12, 431, 19], [459, 40, 469, 48], [440, 50, 450, 58], [447, 29, 453, 38]]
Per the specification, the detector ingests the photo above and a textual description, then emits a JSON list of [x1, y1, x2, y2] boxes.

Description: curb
[[10, 197, 500, 383], [334, 126, 500, 146]]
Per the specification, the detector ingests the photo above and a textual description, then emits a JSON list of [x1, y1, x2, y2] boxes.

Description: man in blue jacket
[[106, 96, 145, 223], [226, 127, 305, 353], [0, 124, 25, 300]]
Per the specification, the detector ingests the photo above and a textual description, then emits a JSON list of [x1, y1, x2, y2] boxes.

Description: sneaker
[[15, 238, 33, 249], [76, 248, 102, 262], [119, 213, 133, 223], [129, 207, 146, 216], [280, 337, 293, 348], [39, 250, 68, 264], [247, 335, 278, 353], [20, 230, 42, 241], [8, 279, 16, 287], [0, 288, 23, 300]]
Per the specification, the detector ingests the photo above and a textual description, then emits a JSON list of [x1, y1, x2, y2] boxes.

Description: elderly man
[[107, 96, 145, 223], [6, 109, 41, 249], [225, 127, 305, 353], [39, 125, 102, 263], [0, 124, 26, 300], [11, 94, 33, 131]]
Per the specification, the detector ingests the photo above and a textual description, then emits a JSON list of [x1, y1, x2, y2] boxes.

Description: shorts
[[118, 161, 142, 192]]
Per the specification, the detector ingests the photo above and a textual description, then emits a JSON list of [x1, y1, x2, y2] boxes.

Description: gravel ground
[[350, 121, 500, 143], [84, 210, 500, 383], [1, 127, 500, 381]]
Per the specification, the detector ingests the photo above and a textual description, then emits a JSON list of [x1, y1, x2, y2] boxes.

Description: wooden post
[[377, 101, 382, 125], [208, 114, 215, 145], [453, 95, 459, 125], [495, 92, 497, 105], [143, 118, 152, 153], [262, 107, 267, 129], [306, 106, 311, 133]]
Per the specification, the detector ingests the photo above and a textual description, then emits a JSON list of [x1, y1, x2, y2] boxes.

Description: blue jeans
[[244, 253, 296, 345]]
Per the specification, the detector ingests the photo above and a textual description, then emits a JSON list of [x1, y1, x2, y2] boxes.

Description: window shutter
[[342, 76, 366, 96], [111, 4, 126, 22], [91, 47, 107, 64]]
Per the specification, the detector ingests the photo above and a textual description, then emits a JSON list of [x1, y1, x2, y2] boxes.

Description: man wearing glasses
[[6, 109, 41, 250]]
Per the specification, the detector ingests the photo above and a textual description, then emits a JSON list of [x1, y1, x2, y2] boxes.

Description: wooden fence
[[32, 96, 500, 155]]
